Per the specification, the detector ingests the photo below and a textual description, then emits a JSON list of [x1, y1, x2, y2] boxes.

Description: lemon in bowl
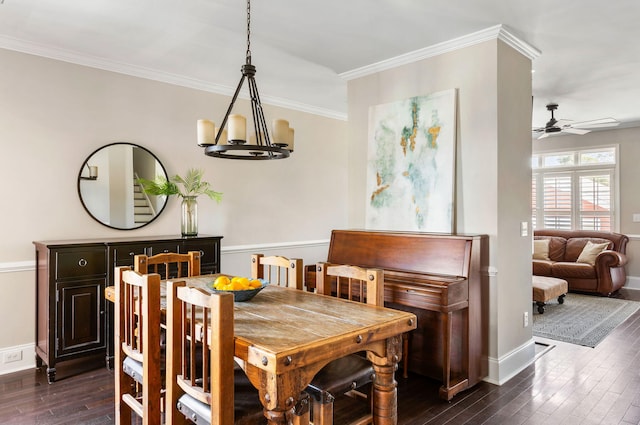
[[208, 276, 268, 301]]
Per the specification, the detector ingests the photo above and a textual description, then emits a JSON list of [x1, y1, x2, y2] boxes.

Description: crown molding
[[340, 24, 541, 81], [0, 35, 347, 121]]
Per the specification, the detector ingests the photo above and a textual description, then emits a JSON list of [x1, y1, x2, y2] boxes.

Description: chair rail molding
[[0, 261, 34, 273]]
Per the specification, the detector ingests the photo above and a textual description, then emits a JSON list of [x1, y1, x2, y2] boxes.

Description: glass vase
[[181, 196, 198, 237]]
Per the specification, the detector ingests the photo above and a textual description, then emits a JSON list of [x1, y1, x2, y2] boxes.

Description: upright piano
[[305, 230, 489, 400]]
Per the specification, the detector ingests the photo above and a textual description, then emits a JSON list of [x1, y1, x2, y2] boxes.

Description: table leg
[[245, 366, 312, 425], [369, 335, 402, 425]]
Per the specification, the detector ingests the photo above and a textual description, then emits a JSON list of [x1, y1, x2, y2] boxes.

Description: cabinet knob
[[78, 258, 88, 267]]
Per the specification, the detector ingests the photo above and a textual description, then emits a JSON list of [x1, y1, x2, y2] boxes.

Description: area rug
[[532, 293, 640, 348]]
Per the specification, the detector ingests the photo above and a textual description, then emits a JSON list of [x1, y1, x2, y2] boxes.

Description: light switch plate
[[633, 214, 640, 222], [520, 221, 528, 237]]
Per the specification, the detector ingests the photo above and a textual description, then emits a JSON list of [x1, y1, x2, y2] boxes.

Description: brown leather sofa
[[533, 230, 629, 296]]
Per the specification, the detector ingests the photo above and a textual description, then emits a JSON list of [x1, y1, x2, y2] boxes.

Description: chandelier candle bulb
[[273, 119, 289, 144], [228, 114, 247, 143], [88, 166, 98, 179], [215, 127, 228, 145], [197, 119, 215, 146], [287, 127, 294, 152]]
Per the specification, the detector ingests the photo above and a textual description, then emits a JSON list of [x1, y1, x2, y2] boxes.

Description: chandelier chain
[[246, 0, 251, 64]]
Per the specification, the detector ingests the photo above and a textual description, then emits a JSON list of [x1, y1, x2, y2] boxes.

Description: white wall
[[346, 39, 534, 384], [0, 48, 347, 359]]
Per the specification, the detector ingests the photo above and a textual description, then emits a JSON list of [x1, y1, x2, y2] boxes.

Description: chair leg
[[312, 396, 334, 425]]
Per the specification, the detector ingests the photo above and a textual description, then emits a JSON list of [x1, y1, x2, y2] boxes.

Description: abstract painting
[[366, 89, 457, 232]]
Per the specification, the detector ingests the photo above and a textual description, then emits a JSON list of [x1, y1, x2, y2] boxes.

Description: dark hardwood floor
[[3, 288, 640, 424]]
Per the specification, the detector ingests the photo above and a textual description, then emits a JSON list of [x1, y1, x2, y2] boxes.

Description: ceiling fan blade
[[562, 128, 590, 135], [537, 132, 551, 139], [555, 119, 573, 127], [569, 118, 620, 129]]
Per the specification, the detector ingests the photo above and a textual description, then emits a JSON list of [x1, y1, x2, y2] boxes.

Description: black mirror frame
[[77, 142, 169, 230]]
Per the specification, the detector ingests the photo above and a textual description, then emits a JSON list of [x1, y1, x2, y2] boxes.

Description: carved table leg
[[370, 335, 402, 425]]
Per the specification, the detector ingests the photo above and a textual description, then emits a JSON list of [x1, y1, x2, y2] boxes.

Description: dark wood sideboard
[[305, 230, 489, 400], [33, 235, 222, 383]]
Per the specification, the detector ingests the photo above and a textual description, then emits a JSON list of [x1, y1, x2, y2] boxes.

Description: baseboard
[[0, 343, 35, 375], [484, 338, 536, 385], [625, 276, 640, 290]]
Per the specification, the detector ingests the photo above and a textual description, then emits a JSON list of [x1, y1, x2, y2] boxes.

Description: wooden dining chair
[[251, 253, 303, 290], [114, 266, 163, 425], [165, 281, 295, 425], [135, 251, 201, 279], [307, 262, 385, 425]]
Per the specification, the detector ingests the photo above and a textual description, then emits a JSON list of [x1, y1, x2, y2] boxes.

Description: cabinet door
[[182, 239, 220, 274], [57, 279, 105, 357]]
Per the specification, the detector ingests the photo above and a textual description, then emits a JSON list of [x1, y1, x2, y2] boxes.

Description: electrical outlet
[[3, 350, 22, 363], [520, 221, 528, 237], [523, 311, 529, 327]]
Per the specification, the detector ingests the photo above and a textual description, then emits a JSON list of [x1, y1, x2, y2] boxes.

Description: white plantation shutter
[[532, 147, 616, 231], [542, 173, 572, 229], [579, 171, 612, 231]]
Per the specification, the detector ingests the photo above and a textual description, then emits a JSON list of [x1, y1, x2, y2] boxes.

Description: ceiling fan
[[532, 103, 620, 139]]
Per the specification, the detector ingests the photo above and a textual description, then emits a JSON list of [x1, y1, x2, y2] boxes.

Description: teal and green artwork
[[366, 89, 456, 232]]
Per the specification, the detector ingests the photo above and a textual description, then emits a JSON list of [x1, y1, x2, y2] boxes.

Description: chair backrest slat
[[166, 282, 235, 425], [135, 251, 201, 279], [251, 253, 303, 290], [114, 266, 162, 423], [316, 262, 384, 306]]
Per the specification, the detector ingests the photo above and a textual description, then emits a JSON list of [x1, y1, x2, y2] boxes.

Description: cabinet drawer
[[111, 244, 147, 267], [148, 242, 181, 256], [55, 247, 106, 280]]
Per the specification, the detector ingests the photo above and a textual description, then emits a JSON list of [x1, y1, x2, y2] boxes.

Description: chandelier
[[197, 0, 293, 160]]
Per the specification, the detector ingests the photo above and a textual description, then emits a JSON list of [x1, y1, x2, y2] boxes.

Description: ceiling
[[2, 0, 639, 132]]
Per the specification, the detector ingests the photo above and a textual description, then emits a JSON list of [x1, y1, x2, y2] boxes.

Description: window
[[532, 147, 617, 231]]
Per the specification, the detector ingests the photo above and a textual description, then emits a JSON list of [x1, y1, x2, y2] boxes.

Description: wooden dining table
[[105, 275, 417, 424]]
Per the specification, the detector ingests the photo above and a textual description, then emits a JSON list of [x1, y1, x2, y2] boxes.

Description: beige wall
[[347, 39, 534, 384], [0, 48, 347, 353], [533, 126, 640, 282]]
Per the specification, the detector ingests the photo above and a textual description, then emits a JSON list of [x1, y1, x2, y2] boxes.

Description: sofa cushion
[[534, 236, 567, 262], [565, 238, 613, 262], [533, 260, 554, 276], [551, 262, 597, 279], [576, 241, 610, 265], [533, 239, 550, 260]]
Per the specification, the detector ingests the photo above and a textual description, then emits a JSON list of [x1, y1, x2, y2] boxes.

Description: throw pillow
[[576, 241, 610, 265], [533, 239, 550, 260]]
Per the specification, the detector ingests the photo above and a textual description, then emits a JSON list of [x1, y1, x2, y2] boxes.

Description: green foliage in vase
[[137, 168, 222, 202]]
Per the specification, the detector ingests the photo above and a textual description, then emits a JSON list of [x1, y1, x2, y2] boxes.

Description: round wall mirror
[[78, 142, 169, 230]]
